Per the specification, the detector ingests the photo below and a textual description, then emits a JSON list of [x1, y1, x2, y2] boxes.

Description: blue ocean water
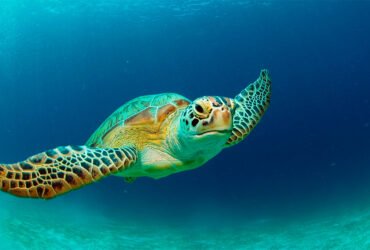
[[1, 0, 370, 249]]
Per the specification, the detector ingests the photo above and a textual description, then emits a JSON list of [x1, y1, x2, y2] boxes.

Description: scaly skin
[[0, 146, 137, 199], [227, 69, 271, 146]]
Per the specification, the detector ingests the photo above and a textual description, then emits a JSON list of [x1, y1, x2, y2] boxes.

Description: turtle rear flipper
[[0, 145, 137, 199], [227, 69, 271, 146]]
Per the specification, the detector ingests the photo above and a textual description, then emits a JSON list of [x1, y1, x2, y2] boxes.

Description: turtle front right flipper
[[0, 146, 137, 199]]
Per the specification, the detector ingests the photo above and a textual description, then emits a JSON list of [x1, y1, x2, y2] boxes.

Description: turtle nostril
[[195, 104, 204, 114]]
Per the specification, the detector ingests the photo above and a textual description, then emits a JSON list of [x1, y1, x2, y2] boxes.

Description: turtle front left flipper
[[227, 69, 272, 146], [0, 145, 137, 199]]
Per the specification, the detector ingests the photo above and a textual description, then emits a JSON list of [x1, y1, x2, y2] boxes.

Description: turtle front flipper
[[0, 146, 137, 199], [226, 69, 272, 146]]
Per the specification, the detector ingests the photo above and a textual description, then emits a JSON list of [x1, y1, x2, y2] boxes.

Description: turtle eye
[[195, 104, 204, 114], [192, 99, 209, 119]]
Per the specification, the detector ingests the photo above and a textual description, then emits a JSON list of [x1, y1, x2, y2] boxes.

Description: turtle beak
[[200, 106, 232, 134], [195, 102, 233, 136]]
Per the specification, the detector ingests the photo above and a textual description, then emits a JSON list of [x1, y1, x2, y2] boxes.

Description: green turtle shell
[[86, 93, 190, 147]]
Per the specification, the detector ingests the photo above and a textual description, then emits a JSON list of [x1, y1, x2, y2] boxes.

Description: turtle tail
[[226, 69, 271, 146]]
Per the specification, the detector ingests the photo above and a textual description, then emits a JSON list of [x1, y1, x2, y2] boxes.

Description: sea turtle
[[0, 70, 271, 199]]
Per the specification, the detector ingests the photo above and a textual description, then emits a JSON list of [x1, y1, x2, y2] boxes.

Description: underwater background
[[1, 0, 370, 249]]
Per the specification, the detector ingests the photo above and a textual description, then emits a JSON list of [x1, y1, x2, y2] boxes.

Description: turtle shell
[[86, 93, 190, 147]]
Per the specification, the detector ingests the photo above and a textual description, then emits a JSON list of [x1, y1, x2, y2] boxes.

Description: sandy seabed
[[1, 204, 370, 250]]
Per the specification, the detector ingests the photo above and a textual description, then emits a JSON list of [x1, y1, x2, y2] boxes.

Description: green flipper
[[0, 146, 137, 199], [227, 69, 272, 146]]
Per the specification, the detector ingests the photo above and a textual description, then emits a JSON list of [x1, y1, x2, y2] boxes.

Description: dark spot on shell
[[174, 99, 190, 107]]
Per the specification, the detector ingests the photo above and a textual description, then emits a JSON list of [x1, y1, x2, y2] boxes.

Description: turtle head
[[173, 96, 235, 162], [180, 96, 234, 141], [166, 96, 235, 171]]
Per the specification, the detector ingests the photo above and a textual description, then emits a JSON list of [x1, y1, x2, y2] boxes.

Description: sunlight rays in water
[[0, 0, 272, 21]]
